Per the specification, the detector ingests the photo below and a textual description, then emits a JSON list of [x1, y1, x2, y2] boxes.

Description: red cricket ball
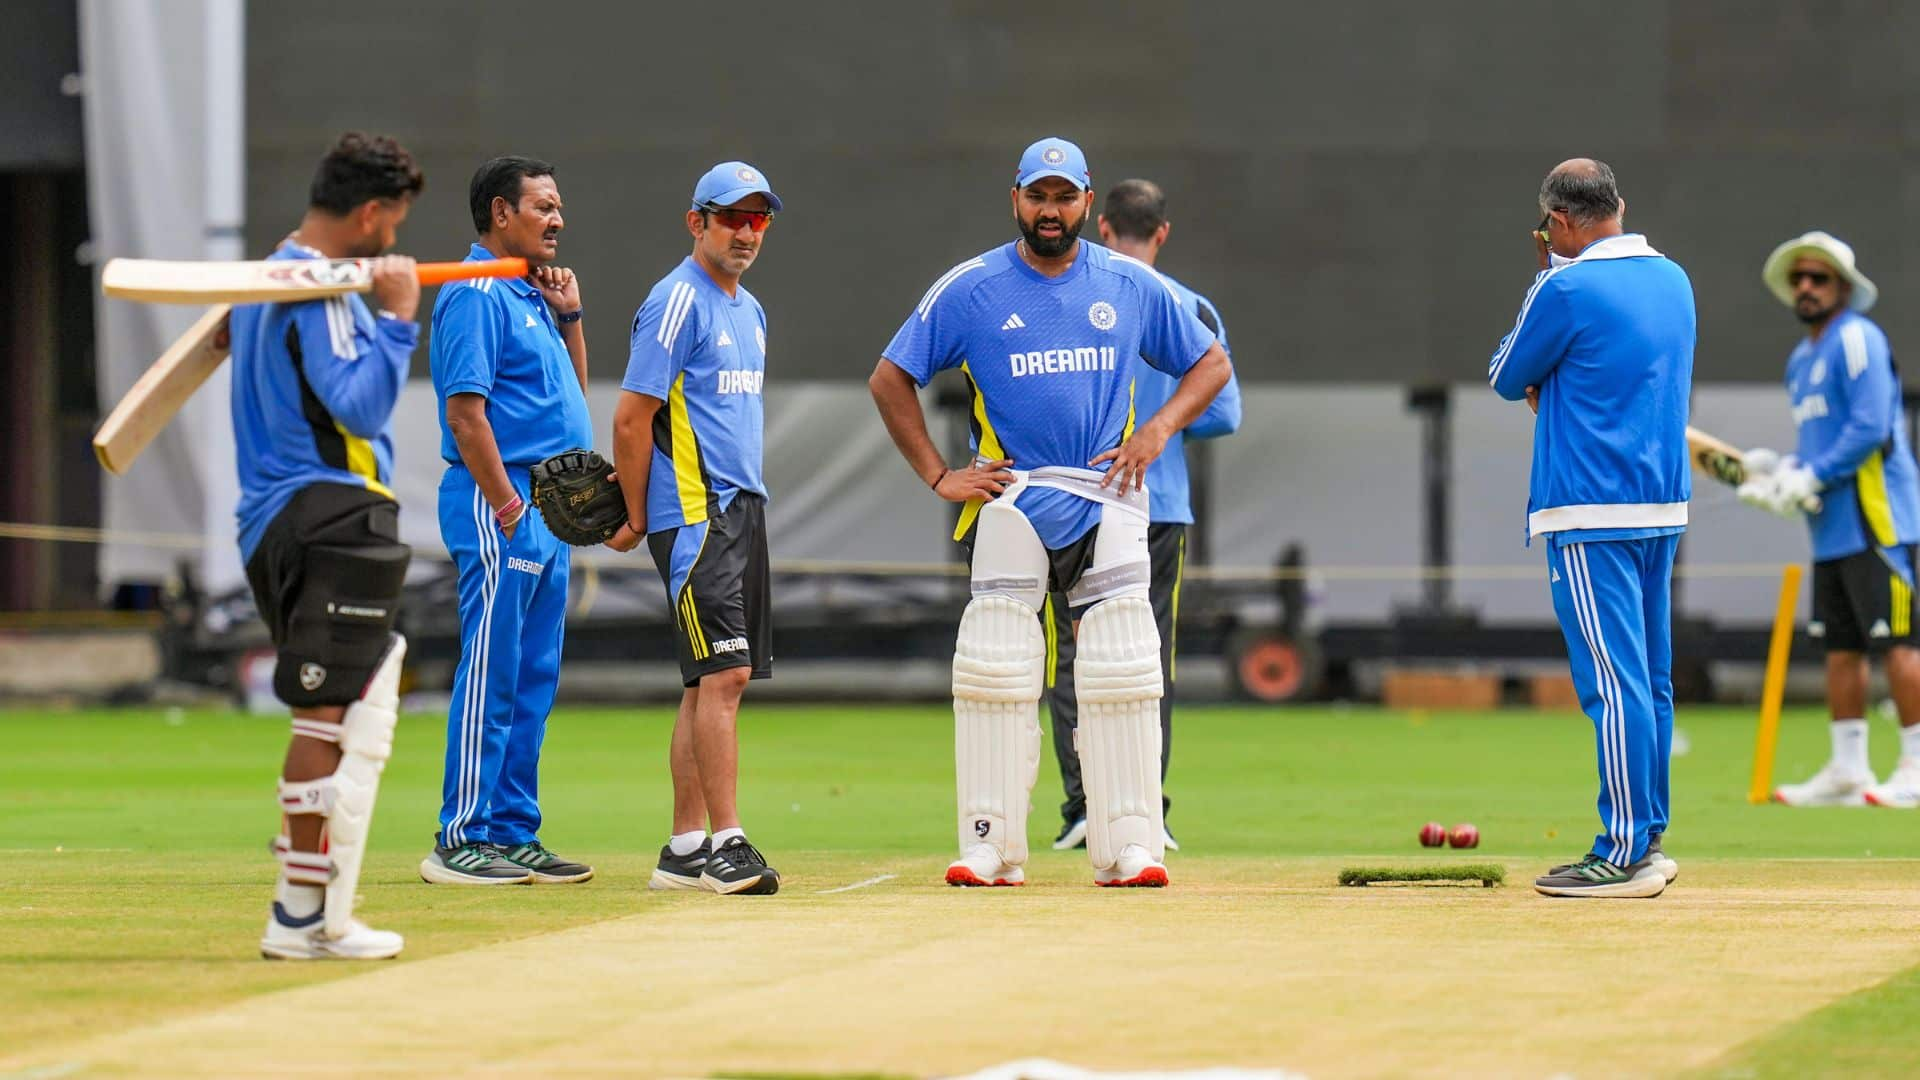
[[1449, 823, 1480, 849], [1419, 821, 1447, 848]]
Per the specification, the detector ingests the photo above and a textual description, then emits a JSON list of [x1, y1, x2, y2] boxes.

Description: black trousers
[[1046, 522, 1184, 825]]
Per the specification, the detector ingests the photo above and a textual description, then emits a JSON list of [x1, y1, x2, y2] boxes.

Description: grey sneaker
[[419, 839, 533, 885], [498, 841, 594, 884], [649, 840, 711, 891], [1548, 835, 1678, 884], [1646, 832, 1678, 884], [1534, 852, 1667, 898], [1052, 818, 1087, 850]]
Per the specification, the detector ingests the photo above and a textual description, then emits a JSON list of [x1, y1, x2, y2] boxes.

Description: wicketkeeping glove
[[529, 449, 628, 546]]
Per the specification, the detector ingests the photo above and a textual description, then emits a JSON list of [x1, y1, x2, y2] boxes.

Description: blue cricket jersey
[[429, 244, 592, 467], [1488, 234, 1695, 542], [883, 239, 1218, 548], [622, 256, 769, 533], [230, 241, 416, 561], [1787, 309, 1920, 560], [1134, 271, 1242, 524]]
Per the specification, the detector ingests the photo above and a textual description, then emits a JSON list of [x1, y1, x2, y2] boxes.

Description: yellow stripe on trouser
[[1858, 450, 1898, 548], [334, 423, 394, 499], [1169, 531, 1185, 682], [667, 372, 709, 525], [1894, 574, 1911, 638], [953, 362, 1007, 541], [1042, 593, 1058, 689]]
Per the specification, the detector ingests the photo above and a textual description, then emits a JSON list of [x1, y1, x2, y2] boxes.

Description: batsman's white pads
[[1075, 595, 1165, 869], [325, 633, 405, 937], [952, 595, 1045, 864]]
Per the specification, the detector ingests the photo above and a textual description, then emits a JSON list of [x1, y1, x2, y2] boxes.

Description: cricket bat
[[1686, 424, 1821, 512], [101, 255, 527, 304], [93, 305, 234, 474]]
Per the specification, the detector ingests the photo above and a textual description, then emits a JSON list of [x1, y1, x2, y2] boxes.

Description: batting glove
[[1741, 447, 1781, 477]]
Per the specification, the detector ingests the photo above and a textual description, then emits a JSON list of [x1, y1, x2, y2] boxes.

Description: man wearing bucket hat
[[1741, 232, 1920, 808], [612, 161, 784, 893]]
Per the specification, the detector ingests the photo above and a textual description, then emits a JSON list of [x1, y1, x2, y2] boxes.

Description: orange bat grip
[[414, 258, 528, 286]]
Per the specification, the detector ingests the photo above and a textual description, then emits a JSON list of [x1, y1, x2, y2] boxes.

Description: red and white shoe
[[1773, 762, 1872, 807], [1094, 844, 1169, 888], [945, 844, 1025, 887], [1864, 758, 1920, 808]]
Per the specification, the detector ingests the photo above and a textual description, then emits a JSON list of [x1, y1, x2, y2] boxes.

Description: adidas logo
[[524, 313, 537, 328], [1001, 313, 1026, 331], [1872, 619, 1892, 638], [716, 330, 734, 347], [1550, 567, 1561, 583]]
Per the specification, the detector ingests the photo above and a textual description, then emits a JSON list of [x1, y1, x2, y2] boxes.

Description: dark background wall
[[245, 0, 1920, 384]]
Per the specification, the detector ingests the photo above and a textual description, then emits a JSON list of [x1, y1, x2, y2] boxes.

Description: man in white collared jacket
[[1489, 158, 1695, 899]]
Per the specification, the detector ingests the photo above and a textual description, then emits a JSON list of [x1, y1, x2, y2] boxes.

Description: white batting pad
[[1075, 595, 1165, 869], [324, 633, 405, 938], [952, 595, 1045, 864]]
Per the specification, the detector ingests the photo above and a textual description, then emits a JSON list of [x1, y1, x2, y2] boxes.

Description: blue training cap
[[1015, 137, 1091, 190], [692, 161, 782, 212]]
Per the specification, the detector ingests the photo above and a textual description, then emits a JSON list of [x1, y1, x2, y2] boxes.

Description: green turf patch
[[1696, 960, 1920, 1078], [1338, 863, 1505, 886]]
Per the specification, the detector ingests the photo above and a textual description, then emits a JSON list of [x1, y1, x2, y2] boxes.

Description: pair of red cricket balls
[[1419, 821, 1479, 849]]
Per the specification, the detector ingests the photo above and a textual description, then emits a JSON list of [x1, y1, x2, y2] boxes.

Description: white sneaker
[[945, 844, 1025, 887], [1094, 843, 1168, 888], [260, 905, 403, 960], [1773, 762, 1873, 806], [1864, 758, 1920, 808]]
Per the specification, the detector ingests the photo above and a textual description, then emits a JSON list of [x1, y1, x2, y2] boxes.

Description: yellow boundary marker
[[1750, 563, 1804, 804]]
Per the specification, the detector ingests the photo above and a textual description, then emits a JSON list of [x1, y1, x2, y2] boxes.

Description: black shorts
[[648, 492, 772, 687], [244, 483, 410, 707], [1811, 546, 1919, 653]]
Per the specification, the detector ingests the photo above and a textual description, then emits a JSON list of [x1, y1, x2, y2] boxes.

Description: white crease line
[[815, 874, 896, 894], [0, 848, 134, 854]]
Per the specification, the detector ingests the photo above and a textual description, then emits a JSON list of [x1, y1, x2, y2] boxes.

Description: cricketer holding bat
[[1739, 232, 1920, 809], [870, 138, 1231, 888], [1488, 159, 1691, 899], [421, 157, 596, 887], [612, 162, 782, 896], [239, 133, 422, 959]]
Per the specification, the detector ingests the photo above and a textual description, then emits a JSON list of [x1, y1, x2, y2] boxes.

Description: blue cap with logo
[[1015, 137, 1091, 191], [692, 161, 782, 212]]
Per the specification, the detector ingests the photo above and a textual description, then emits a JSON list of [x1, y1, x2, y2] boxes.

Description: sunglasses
[[1788, 269, 1834, 287], [701, 204, 774, 233]]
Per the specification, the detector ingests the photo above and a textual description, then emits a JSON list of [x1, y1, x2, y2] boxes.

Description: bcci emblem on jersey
[[1088, 301, 1117, 331]]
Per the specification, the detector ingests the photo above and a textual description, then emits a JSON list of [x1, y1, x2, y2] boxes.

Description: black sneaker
[[419, 838, 532, 885], [1052, 818, 1087, 850], [1534, 852, 1666, 898], [699, 836, 780, 895], [648, 840, 711, 892], [498, 841, 594, 884]]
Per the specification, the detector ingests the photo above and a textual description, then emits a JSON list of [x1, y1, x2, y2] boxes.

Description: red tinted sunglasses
[[702, 204, 774, 233]]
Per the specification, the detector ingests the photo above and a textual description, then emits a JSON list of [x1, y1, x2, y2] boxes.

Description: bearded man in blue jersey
[[1490, 159, 1692, 898], [870, 138, 1232, 889], [1739, 232, 1920, 809], [234, 133, 422, 958]]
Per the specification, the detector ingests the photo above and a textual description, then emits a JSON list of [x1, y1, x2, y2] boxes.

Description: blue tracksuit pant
[[1545, 534, 1677, 867], [436, 464, 570, 848]]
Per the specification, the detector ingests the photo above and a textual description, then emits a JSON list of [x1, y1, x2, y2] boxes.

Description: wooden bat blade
[[1686, 424, 1821, 512], [93, 304, 233, 474], [101, 256, 527, 304], [1685, 425, 1747, 488]]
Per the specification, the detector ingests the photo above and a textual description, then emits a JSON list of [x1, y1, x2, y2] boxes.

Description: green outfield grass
[[2, 702, 1917, 1077]]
